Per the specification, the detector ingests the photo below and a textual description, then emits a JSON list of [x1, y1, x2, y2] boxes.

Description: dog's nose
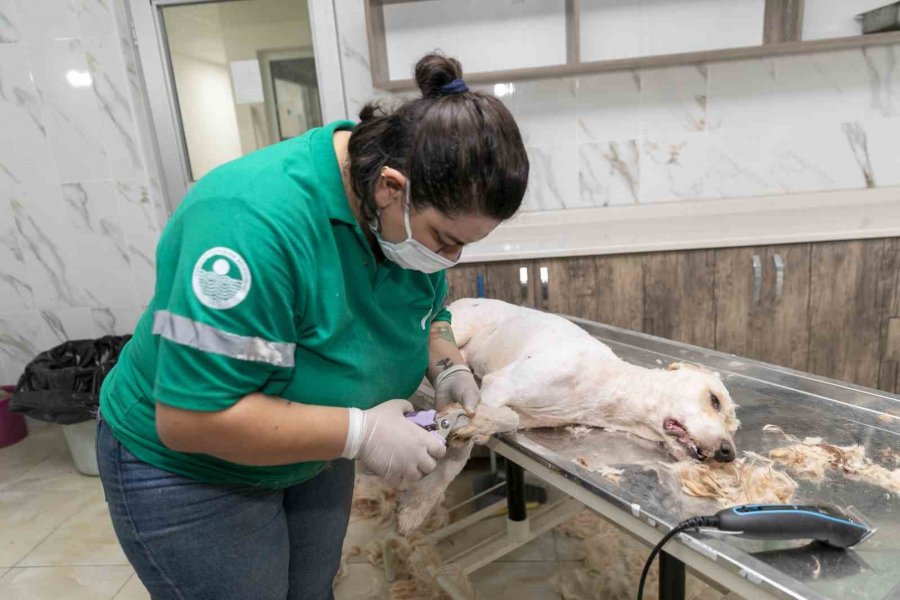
[[714, 440, 735, 462]]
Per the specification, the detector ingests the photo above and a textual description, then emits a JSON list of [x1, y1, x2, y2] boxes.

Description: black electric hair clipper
[[714, 504, 876, 548], [637, 504, 875, 600]]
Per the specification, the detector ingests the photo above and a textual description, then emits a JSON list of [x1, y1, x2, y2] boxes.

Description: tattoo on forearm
[[432, 324, 456, 344], [435, 357, 453, 371]]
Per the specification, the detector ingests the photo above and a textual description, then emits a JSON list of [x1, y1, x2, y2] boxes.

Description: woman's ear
[[374, 166, 407, 210]]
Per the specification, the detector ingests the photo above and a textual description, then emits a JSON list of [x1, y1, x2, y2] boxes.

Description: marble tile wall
[[0, 0, 165, 384], [336, 1, 900, 211], [3, 0, 899, 382]]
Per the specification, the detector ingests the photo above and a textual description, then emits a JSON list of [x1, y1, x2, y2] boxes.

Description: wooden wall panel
[[877, 238, 900, 393], [642, 250, 716, 347], [715, 244, 811, 371], [445, 261, 536, 306], [485, 261, 537, 307], [808, 240, 894, 388], [445, 263, 480, 302], [539, 255, 643, 330], [881, 317, 900, 393]]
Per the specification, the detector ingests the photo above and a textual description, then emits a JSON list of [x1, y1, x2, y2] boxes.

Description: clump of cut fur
[[764, 425, 900, 493], [555, 510, 724, 600], [672, 453, 798, 505], [342, 475, 471, 600]]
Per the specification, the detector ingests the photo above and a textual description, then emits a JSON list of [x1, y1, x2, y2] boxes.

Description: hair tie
[[440, 78, 469, 95]]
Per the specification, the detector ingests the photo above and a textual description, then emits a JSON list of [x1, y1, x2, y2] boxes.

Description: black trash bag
[[10, 335, 131, 425]]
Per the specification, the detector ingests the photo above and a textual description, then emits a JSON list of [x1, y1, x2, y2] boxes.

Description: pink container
[[0, 385, 28, 448]]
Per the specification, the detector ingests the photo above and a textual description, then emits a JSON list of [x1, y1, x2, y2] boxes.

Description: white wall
[[170, 51, 244, 179], [0, 0, 167, 384], [335, 0, 900, 212], [0, 0, 319, 383]]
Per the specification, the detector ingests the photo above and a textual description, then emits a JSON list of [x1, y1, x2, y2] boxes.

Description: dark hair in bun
[[414, 54, 463, 98], [348, 52, 528, 222]]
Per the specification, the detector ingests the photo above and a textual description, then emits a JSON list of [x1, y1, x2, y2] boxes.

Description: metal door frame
[[258, 45, 320, 145], [126, 0, 348, 212]]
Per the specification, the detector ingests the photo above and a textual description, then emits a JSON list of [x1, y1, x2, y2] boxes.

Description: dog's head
[[656, 362, 740, 463]]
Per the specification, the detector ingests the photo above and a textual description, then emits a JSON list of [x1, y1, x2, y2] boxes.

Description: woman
[[97, 53, 528, 600]]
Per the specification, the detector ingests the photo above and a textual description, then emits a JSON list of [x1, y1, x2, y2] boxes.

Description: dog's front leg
[[396, 403, 520, 536], [397, 438, 475, 536]]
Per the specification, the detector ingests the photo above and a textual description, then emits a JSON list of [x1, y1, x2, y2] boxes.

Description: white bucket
[[63, 420, 99, 476]]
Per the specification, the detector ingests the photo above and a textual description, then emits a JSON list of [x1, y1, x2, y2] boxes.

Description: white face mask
[[370, 180, 460, 274]]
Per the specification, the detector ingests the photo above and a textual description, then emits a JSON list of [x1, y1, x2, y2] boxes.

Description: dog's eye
[[711, 394, 720, 411]]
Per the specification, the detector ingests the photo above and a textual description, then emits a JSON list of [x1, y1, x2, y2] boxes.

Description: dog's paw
[[451, 404, 519, 441]]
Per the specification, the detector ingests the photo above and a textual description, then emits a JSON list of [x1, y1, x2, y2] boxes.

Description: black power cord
[[636, 516, 719, 600]]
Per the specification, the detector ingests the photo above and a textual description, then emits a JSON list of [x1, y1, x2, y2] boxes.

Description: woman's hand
[[343, 399, 447, 486], [157, 395, 446, 479], [426, 320, 479, 415], [434, 365, 480, 414]]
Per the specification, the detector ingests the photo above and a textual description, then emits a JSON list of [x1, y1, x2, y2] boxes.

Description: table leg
[[505, 460, 527, 522], [659, 550, 686, 600]]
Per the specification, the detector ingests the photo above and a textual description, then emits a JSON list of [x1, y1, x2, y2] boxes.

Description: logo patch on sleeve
[[192, 247, 251, 309]]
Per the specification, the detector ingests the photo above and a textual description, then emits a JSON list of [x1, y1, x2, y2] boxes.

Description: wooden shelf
[[366, 0, 900, 90]]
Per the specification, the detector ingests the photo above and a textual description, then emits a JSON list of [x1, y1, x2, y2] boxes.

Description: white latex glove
[[434, 365, 480, 415], [341, 399, 447, 486]]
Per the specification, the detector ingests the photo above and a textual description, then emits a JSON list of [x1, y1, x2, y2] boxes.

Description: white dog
[[397, 298, 740, 534]]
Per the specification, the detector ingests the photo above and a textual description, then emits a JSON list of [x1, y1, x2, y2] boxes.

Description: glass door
[[129, 0, 345, 206]]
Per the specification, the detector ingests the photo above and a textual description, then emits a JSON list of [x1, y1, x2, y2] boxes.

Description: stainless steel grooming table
[[475, 316, 900, 600]]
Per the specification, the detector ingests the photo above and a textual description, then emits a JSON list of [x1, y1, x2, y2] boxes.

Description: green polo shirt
[[99, 120, 451, 488]]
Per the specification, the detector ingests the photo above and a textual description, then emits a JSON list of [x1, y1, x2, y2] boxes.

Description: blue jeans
[[96, 419, 354, 600]]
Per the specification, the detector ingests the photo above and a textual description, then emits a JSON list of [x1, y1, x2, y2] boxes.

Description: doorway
[[128, 0, 346, 208]]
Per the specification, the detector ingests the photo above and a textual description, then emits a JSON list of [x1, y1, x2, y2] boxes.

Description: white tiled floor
[[18, 491, 129, 567], [0, 421, 142, 600], [470, 560, 562, 598], [114, 574, 153, 600], [0, 421, 569, 599], [0, 566, 136, 600]]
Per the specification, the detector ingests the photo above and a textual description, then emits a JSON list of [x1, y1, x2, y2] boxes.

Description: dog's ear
[[668, 362, 723, 381]]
